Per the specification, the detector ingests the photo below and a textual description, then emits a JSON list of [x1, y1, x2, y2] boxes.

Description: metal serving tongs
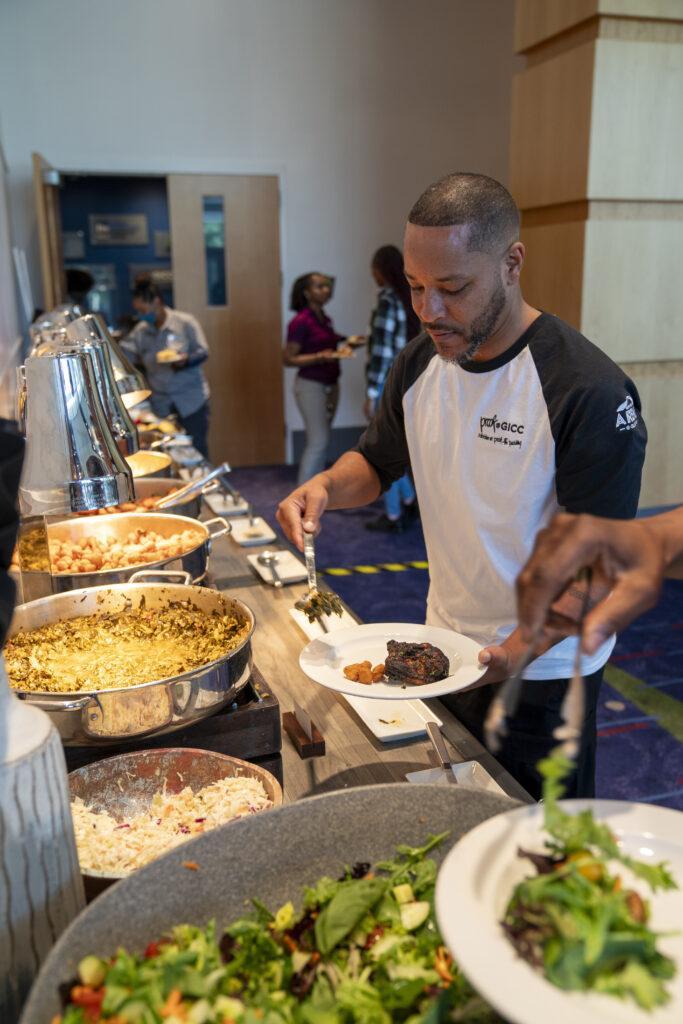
[[484, 566, 593, 757], [553, 566, 593, 759], [295, 531, 344, 631], [483, 643, 539, 754], [153, 461, 231, 509]]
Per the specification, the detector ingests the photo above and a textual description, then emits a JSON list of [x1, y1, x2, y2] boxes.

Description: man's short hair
[[132, 280, 161, 304], [408, 172, 520, 253]]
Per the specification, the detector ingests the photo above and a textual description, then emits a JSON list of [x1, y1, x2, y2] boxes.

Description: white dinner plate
[[435, 800, 683, 1024], [298, 621, 485, 700]]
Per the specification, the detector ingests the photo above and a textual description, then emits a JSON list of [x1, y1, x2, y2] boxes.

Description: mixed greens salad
[[503, 753, 678, 1010], [56, 835, 500, 1024], [53, 754, 680, 1023]]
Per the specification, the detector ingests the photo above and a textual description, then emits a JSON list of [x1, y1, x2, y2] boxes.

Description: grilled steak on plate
[[384, 640, 450, 686]]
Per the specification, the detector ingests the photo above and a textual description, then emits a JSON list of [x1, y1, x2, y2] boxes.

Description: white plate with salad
[[436, 756, 683, 1024], [299, 621, 485, 700]]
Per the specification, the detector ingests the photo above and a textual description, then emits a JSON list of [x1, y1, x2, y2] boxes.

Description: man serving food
[[277, 173, 647, 800]]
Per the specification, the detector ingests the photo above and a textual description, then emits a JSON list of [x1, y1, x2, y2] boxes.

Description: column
[[511, 0, 683, 506]]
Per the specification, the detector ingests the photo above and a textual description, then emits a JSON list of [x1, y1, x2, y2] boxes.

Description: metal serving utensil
[[426, 722, 458, 784], [257, 550, 283, 588], [483, 643, 540, 754], [484, 567, 593, 757], [553, 567, 593, 759], [294, 532, 344, 625], [153, 462, 231, 509], [303, 531, 317, 592]]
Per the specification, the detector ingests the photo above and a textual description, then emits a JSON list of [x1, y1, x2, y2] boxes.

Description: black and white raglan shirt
[[357, 313, 647, 680]]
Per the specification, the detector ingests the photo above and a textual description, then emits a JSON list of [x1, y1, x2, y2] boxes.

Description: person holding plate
[[123, 281, 211, 458], [277, 173, 647, 801], [283, 272, 360, 485]]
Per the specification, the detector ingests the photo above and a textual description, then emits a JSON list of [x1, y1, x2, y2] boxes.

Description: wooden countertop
[[209, 529, 531, 806]]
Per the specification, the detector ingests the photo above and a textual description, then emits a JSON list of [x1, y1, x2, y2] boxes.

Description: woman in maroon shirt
[[283, 272, 352, 484]]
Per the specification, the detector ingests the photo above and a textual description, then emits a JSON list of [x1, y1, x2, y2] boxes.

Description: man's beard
[[436, 281, 507, 366]]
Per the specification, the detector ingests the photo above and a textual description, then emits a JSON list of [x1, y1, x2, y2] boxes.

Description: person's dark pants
[[440, 667, 604, 801], [174, 401, 210, 461]]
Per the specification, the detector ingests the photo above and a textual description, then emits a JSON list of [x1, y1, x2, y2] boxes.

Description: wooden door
[[32, 152, 66, 311], [167, 174, 284, 466]]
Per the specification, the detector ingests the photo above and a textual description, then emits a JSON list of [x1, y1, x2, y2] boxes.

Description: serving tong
[[484, 567, 593, 761], [153, 462, 232, 510], [294, 531, 344, 631]]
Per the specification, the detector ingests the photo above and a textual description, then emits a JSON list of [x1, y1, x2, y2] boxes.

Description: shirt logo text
[[616, 395, 638, 432], [478, 413, 525, 449]]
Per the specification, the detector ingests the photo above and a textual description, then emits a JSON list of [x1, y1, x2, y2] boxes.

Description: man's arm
[[276, 452, 381, 550]]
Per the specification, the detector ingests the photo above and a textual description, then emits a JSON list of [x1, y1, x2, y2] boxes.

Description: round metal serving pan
[[20, 783, 517, 1024], [126, 449, 174, 479], [7, 579, 254, 745], [45, 511, 229, 590], [69, 748, 283, 899]]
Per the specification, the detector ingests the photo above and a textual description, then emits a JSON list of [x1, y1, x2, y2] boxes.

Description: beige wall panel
[[589, 40, 683, 199], [520, 220, 586, 328], [598, 0, 683, 19], [622, 361, 683, 507], [581, 215, 682, 362], [510, 42, 595, 208], [515, 0, 681, 52], [515, 0, 598, 52]]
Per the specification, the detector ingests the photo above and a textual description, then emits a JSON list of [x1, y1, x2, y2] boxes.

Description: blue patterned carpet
[[231, 464, 683, 809]]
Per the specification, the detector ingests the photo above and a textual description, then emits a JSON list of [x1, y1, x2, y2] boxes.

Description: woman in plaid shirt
[[365, 246, 421, 532]]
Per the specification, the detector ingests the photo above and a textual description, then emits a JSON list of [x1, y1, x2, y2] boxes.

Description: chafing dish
[[19, 348, 134, 515], [8, 576, 254, 746], [68, 313, 151, 409], [36, 511, 229, 590], [79, 477, 206, 519]]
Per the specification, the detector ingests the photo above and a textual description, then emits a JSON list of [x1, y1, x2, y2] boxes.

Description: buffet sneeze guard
[[79, 312, 151, 409], [17, 348, 135, 601], [64, 317, 140, 456], [28, 313, 142, 457]]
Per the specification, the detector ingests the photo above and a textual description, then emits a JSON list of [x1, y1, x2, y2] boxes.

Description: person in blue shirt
[[122, 282, 211, 458]]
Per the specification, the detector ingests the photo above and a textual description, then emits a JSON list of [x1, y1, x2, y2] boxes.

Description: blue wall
[[59, 174, 172, 326]]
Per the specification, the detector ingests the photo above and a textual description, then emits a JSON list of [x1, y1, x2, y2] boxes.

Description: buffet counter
[[206, 524, 531, 804]]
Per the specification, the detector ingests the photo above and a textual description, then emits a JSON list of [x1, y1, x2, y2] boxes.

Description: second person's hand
[[276, 475, 331, 551], [516, 512, 666, 654]]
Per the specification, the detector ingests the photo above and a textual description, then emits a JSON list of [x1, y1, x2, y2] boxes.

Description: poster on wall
[[128, 264, 173, 290], [89, 213, 149, 246], [62, 230, 86, 260]]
